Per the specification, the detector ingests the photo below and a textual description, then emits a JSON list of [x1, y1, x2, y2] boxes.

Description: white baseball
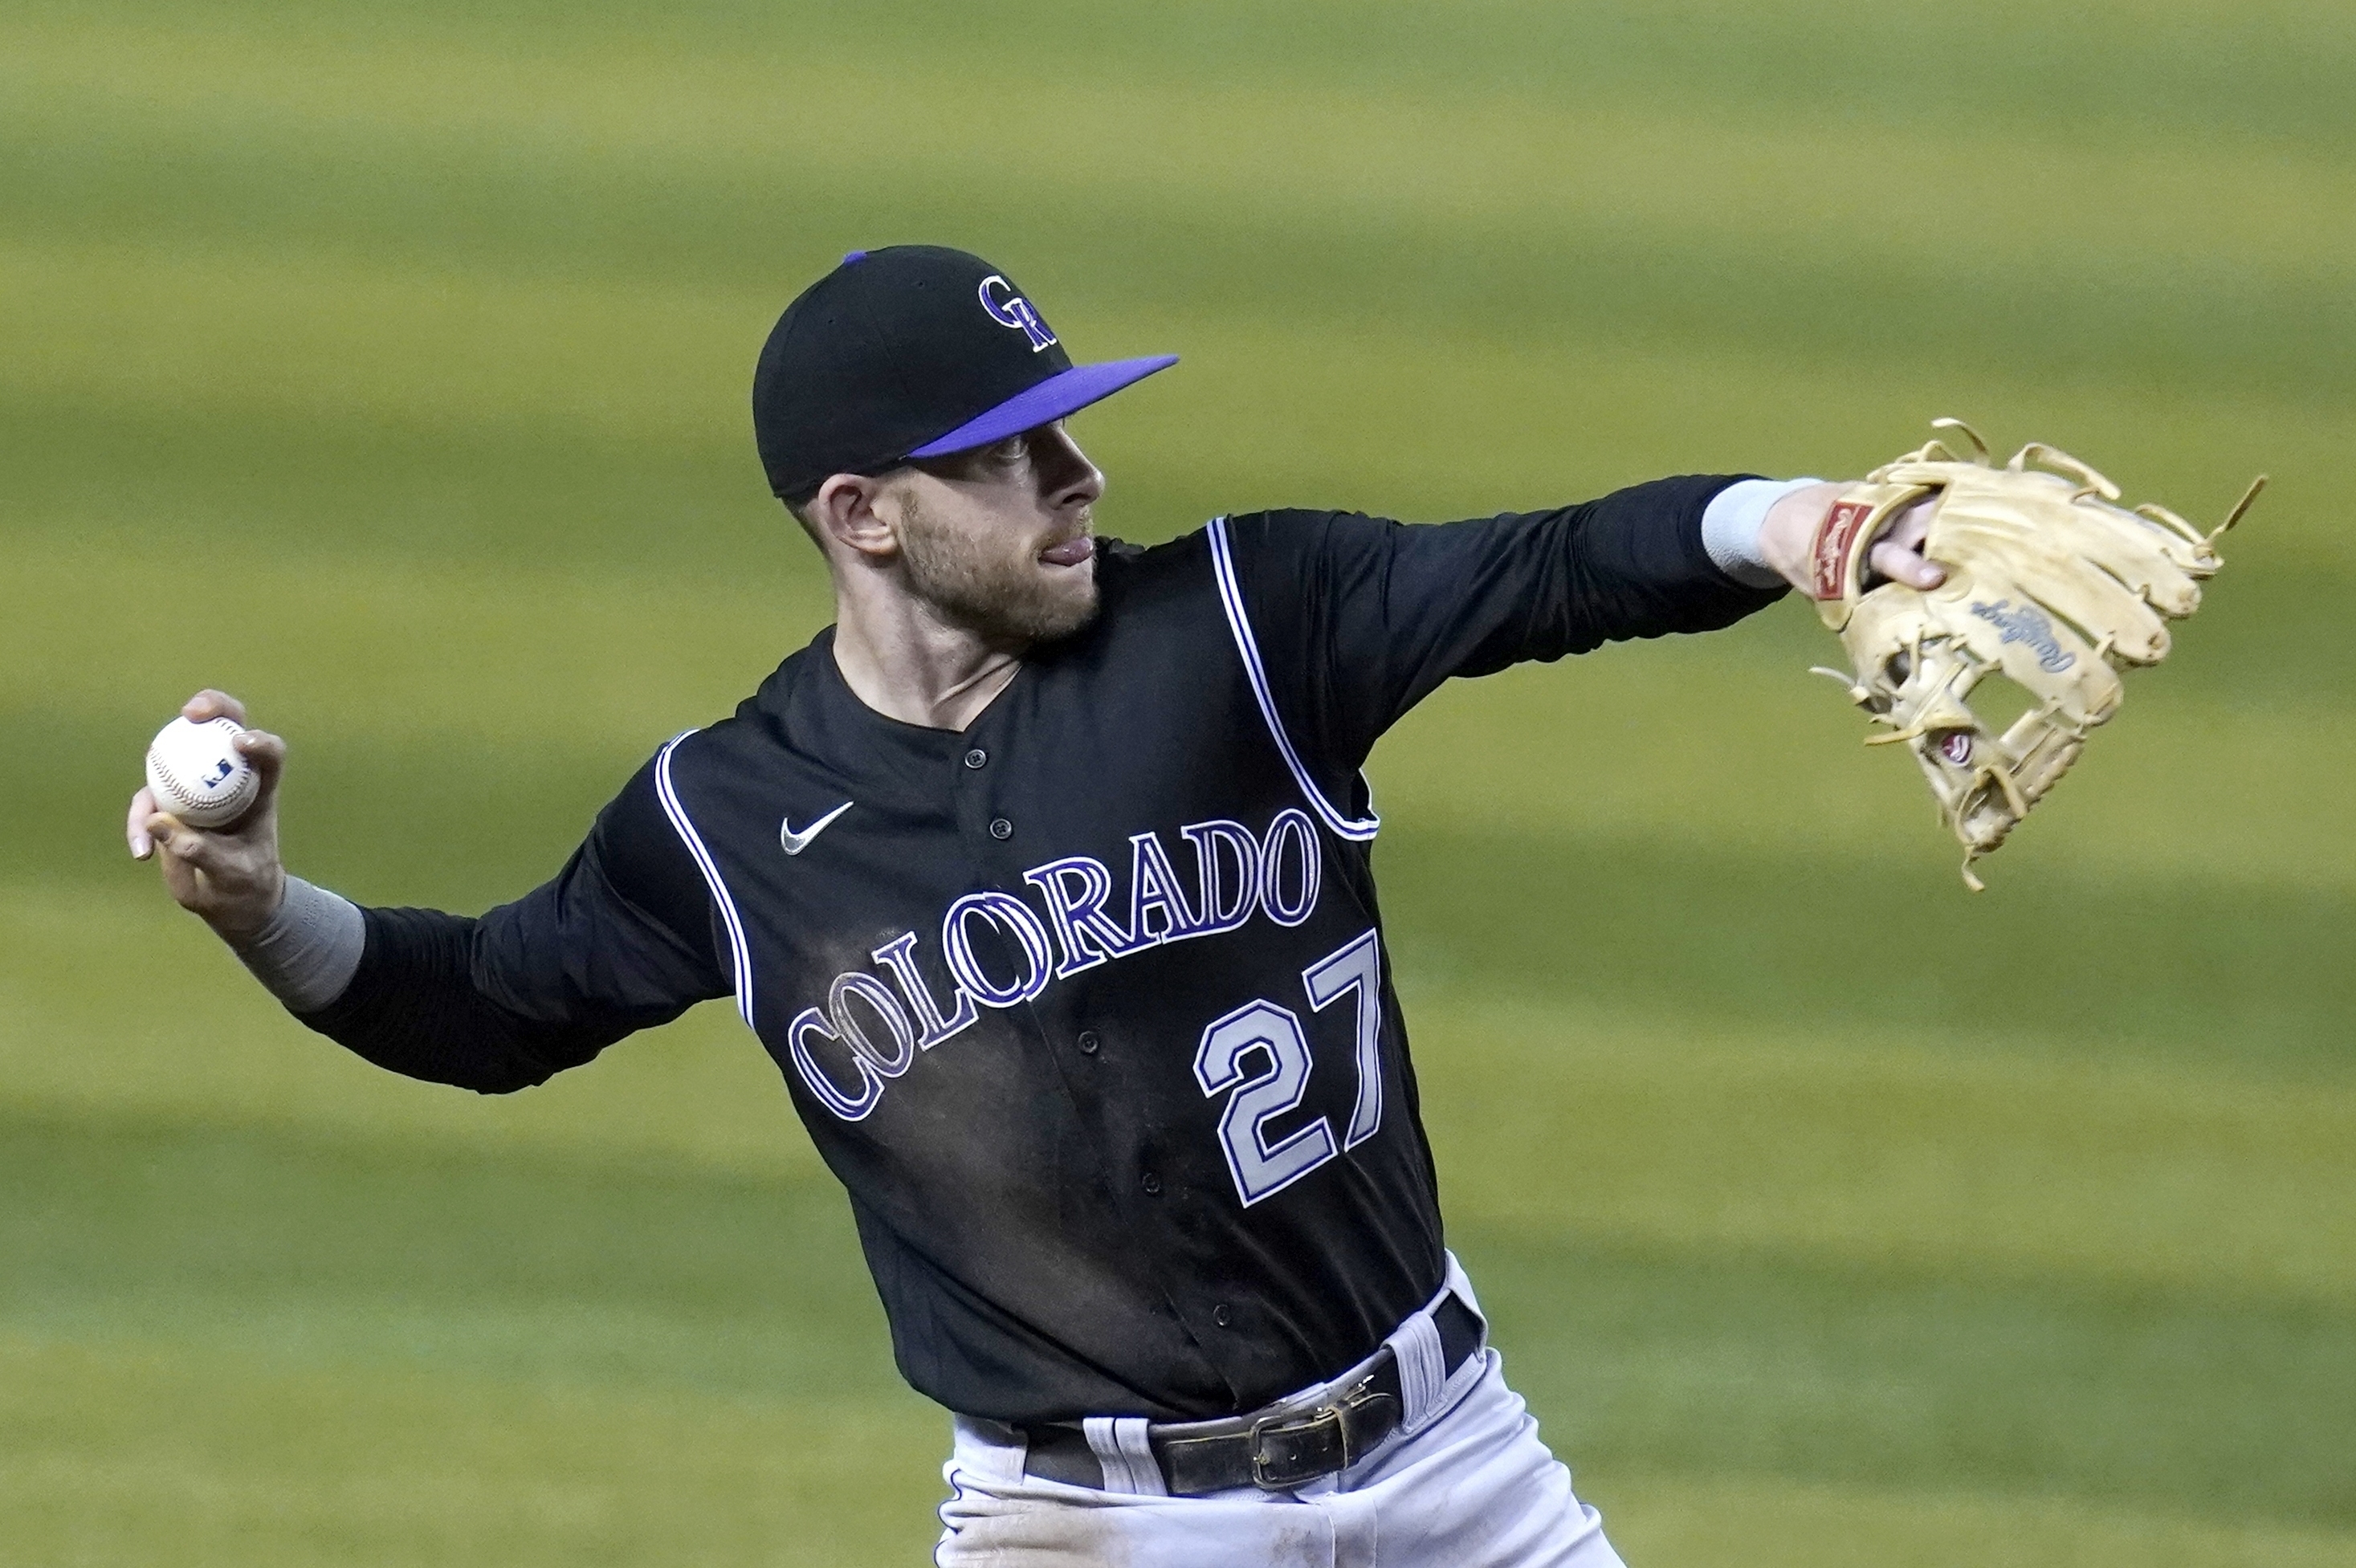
[[145, 715, 261, 829]]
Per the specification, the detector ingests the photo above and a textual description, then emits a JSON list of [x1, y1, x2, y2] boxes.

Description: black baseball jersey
[[306, 478, 1781, 1423]]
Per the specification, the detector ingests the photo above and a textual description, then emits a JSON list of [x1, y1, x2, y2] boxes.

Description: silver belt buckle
[[1244, 1375, 1384, 1491], [1245, 1405, 1344, 1491]]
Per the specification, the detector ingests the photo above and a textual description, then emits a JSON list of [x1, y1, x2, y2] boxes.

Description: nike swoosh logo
[[779, 800, 854, 856]]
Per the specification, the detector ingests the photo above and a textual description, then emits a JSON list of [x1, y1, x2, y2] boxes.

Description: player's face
[[891, 421, 1105, 644]]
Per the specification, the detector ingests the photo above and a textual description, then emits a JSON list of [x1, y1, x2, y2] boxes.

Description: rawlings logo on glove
[[1967, 600, 2077, 674], [1809, 419, 2264, 890]]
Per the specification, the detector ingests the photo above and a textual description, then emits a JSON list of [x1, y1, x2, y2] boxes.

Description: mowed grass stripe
[[5, 16, 2353, 401], [16, 0, 2356, 157], [7, 267, 2334, 574], [11, 31, 2350, 282], [1603, 1472, 2356, 1568], [1372, 826, 2356, 1068], [2, 1110, 2349, 1533], [1467, 1227, 2356, 1529], [1366, 658, 2356, 891], [0, 1114, 899, 1393], [0, 240, 757, 450], [10, 134, 2346, 430], [0, 1335, 946, 1568], [0, 890, 821, 1180], [1419, 999, 2356, 1303], [10, 5, 2354, 236]]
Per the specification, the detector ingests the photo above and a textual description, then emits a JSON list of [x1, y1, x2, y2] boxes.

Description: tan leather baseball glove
[[1808, 419, 2263, 889]]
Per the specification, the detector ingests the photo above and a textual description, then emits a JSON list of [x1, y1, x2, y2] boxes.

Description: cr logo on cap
[[978, 275, 1058, 352]]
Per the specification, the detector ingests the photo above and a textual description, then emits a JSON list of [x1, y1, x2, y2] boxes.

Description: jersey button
[[1076, 1030, 1101, 1055], [988, 817, 1013, 840], [1139, 1171, 1162, 1195], [964, 747, 988, 769], [1212, 1304, 1232, 1328]]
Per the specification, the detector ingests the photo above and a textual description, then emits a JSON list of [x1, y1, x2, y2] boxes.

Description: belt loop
[[1441, 1249, 1486, 1333], [1381, 1307, 1447, 1435], [1082, 1416, 1168, 1497], [950, 1415, 1029, 1485]]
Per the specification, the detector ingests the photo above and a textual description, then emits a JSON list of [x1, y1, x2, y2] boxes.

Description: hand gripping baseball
[[127, 690, 289, 942], [1807, 419, 2262, 890]]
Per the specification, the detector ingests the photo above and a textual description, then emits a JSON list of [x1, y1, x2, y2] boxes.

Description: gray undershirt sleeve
[[1702, 476, 1823, 589], [229, 874, 365, 1013]]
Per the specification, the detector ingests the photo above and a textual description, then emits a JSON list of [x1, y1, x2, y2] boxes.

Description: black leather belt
[[1021, 1293, 1483, 1495]]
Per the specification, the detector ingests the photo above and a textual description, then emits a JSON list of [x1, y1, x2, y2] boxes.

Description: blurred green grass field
[[4, 0, 2352, 1562]]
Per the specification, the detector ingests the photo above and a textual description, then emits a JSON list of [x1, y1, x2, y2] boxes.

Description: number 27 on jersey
[[1194, 928, 1384, 1207]]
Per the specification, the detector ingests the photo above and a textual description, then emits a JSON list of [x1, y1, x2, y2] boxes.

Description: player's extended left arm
[[1246, 473, 1946, 768]]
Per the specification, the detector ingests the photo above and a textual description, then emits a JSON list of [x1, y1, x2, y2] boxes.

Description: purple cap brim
[[907, 354, 1178, 459]]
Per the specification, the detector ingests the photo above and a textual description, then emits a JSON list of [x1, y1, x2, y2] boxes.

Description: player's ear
[[805, 472, 902, 562]]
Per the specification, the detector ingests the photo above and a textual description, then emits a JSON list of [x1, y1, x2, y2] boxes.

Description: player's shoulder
[[1095, 528, 1199, 574], [1194, 510, 1402, 613], [1213, 507, 1392, 563], [1077, 529, 1205, 620], [1104, 509, 1380, 583]]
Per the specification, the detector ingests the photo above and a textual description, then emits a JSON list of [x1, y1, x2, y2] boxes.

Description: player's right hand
[[128, 690, 289, 943]]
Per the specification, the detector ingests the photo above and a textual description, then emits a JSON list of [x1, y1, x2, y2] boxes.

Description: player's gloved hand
[[1780, 421, 2258, 889], [127, 689, 288, 943], [1755, 481, 1946, 595]]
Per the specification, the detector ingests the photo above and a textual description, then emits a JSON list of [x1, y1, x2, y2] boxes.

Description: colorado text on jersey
[[663, 791, 1331, 1126]]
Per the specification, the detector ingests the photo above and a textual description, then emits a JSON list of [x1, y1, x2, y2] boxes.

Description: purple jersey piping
[[654, 731, 756, 1028], [1207, 517, 1381, 843]]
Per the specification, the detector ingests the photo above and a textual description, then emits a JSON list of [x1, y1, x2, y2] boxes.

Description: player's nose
[[1034, 423, 1104, 510]]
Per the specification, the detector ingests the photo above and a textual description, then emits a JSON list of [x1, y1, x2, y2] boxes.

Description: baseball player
[[128, 245, 1941, 1566]]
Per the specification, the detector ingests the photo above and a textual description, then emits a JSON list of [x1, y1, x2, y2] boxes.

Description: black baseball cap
[[752, 245, 1176, 504]]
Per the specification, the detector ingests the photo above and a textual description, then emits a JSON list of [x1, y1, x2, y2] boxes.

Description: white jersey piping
[[1207, 516, 1380, 842], [653, 730, 756, 1028]]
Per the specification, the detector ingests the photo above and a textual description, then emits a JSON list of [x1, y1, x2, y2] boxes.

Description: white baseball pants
[[933, 1267, 1627, 1568]]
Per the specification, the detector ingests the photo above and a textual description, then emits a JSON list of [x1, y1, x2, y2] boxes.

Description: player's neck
[[830, 592, 1025, 732]]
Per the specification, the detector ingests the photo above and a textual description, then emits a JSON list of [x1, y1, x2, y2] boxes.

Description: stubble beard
[[898, 491, 1100, 646]]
